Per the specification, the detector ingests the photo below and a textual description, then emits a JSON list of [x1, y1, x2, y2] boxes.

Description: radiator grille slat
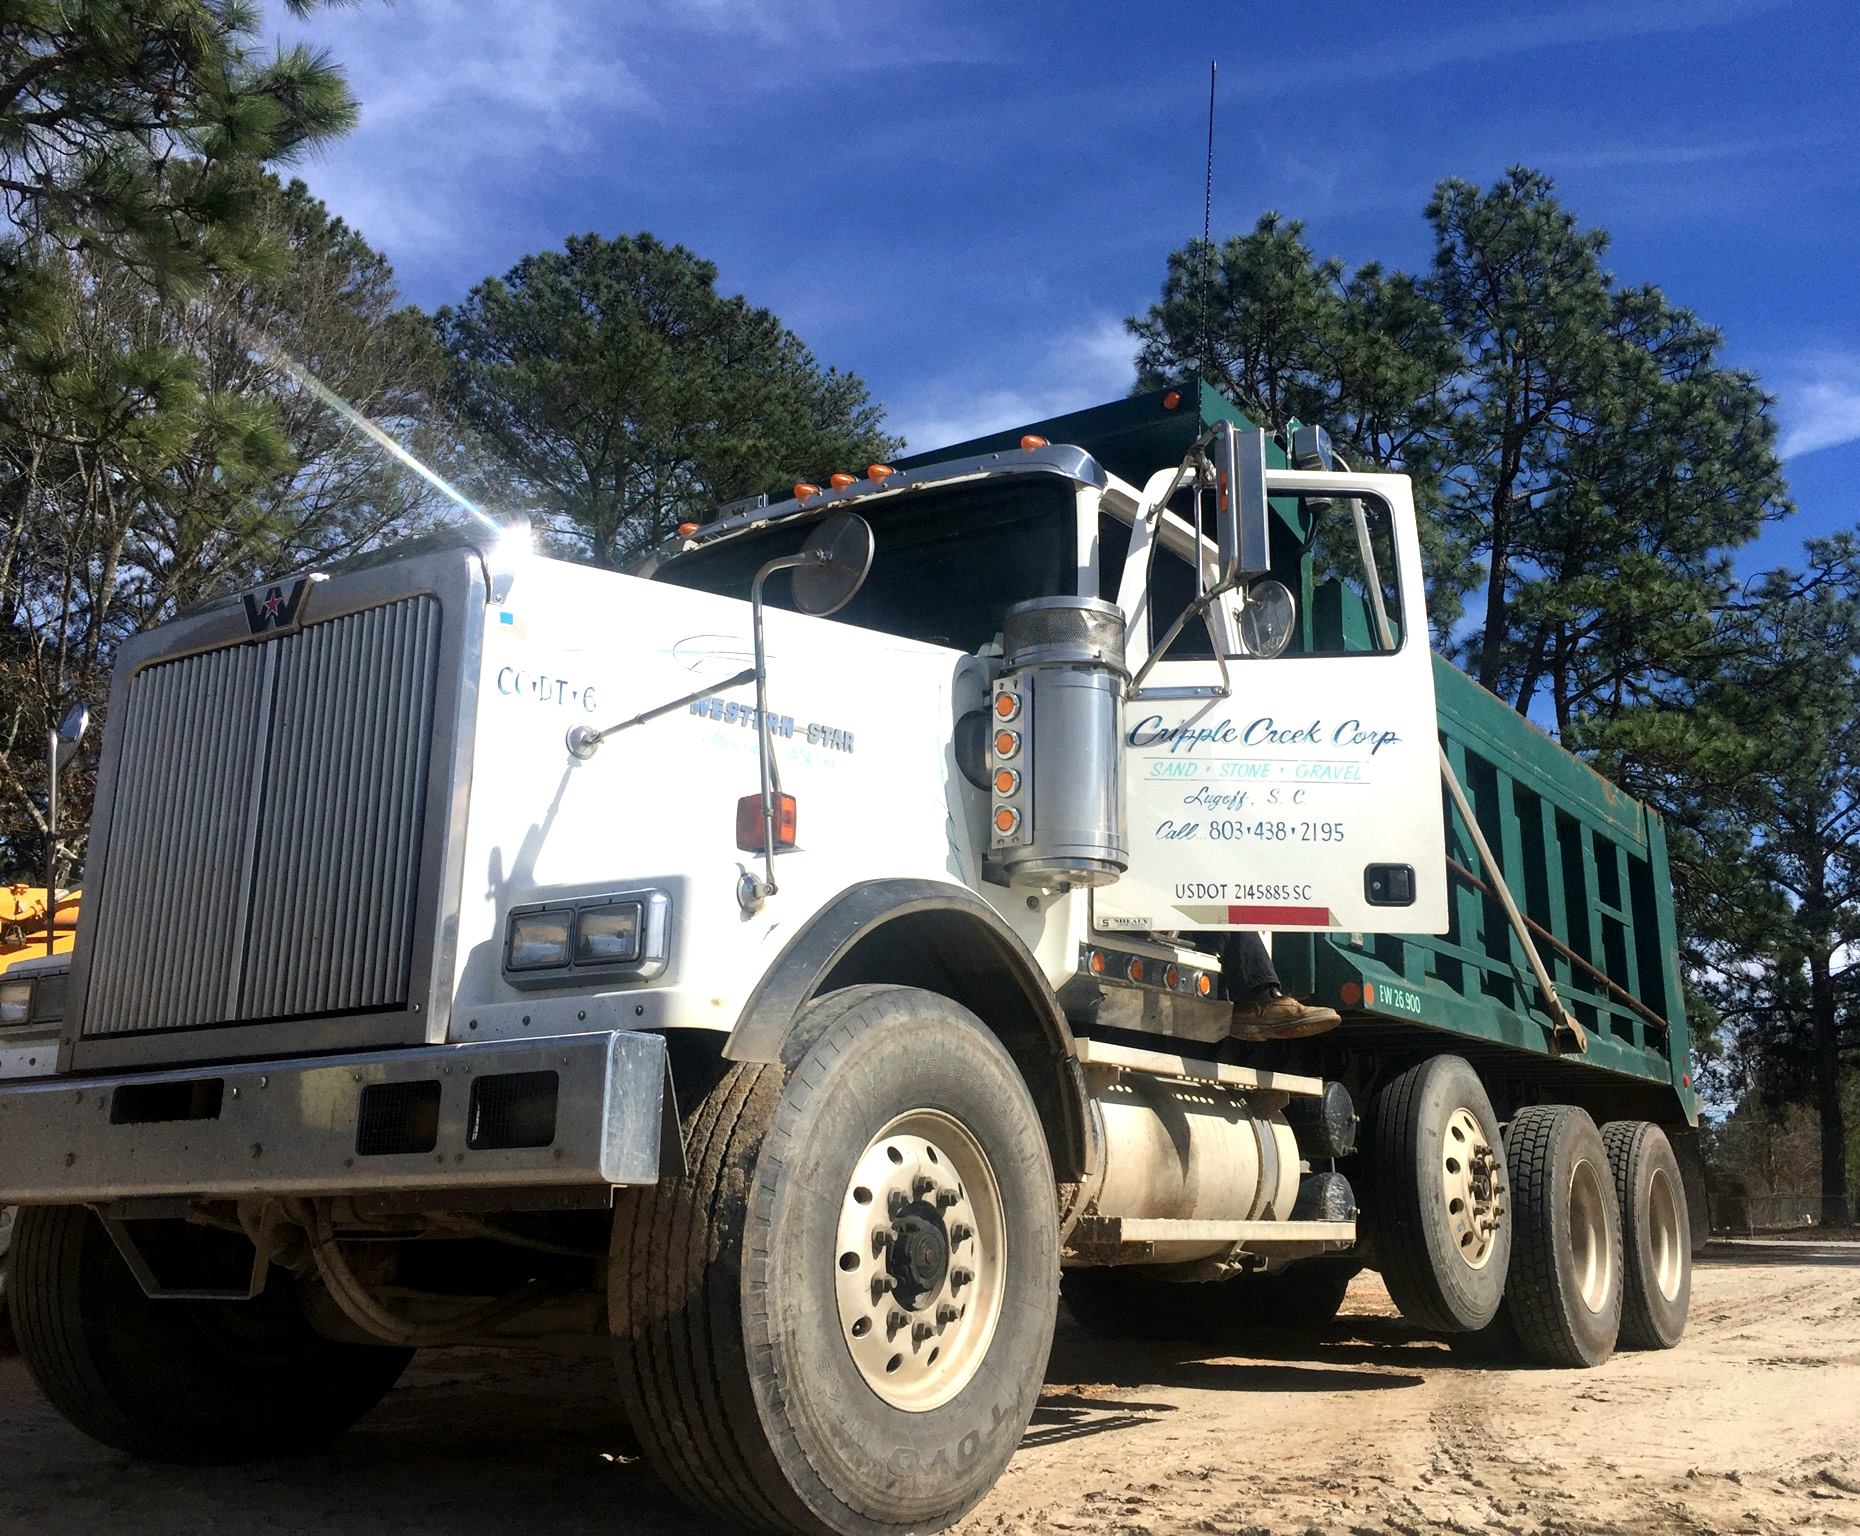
[[81, 595, 442, 1040]]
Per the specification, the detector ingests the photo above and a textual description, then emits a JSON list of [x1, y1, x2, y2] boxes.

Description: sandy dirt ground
[[0, 1241, 1855, 1535]]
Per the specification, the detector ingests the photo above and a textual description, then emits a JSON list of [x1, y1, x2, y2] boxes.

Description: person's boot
[[1230, 986, 1341, 1041]]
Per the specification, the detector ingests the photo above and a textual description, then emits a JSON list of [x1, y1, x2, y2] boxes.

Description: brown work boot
[[1230, 988, 1342, 1041]]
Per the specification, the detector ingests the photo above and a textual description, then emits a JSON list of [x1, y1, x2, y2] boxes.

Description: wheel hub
[[1442, 1106, 1504, 1270], [833, 1110, 1006, 1413], [887, 1205, 950, 1308]]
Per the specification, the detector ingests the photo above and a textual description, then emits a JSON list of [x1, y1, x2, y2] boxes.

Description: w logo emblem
[[242, 578, 310, 635]]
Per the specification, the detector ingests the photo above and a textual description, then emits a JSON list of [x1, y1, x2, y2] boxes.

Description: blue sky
[[273, 0, 1859, 574]]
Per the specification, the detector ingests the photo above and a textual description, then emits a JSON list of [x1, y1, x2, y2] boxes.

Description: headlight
[[575, 902, 642, 965], [506, 909, 573, 971], [0, 977, 32, 1027], [502, 889, 671, 987]]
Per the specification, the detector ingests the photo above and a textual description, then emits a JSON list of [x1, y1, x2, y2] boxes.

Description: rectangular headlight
[[506, 909, 572, 971], [575, 902, 642, 965], [0, 978, 31, 1027]]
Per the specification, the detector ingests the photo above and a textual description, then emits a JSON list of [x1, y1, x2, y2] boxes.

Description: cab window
[[656, 478, 1077, 653]]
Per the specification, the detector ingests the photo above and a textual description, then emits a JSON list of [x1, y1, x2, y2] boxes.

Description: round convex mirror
[[791, 512, 876, 617], [1239, 579, 1297, 658]]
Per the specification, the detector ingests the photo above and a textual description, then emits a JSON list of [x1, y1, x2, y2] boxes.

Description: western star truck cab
[[0, 386, 1699, 1535]]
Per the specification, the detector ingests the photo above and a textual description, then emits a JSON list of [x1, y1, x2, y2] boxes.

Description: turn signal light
[[993, 730, 1020, 759], [830, 472, 857, 490], [1020, 435, 1048, 451], [993, 691, 1021, 720], [737, 792, 797, 852], [993, 806, 1022, 835], [993, 768, 1020, 796]]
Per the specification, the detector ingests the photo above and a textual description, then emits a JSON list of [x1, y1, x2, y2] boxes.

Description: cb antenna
[[1198, 58, 1216, 417]]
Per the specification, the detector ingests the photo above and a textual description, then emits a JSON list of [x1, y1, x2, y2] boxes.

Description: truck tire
[[1502, 1106, 1623, 1367], [10, 1204, 412, 1460], [611, 985, 1059, 1536], [1600, 1121, 1691, 1349], [1670, 1130, 1712, 1254], [1365, 1055, 1510, 1333]]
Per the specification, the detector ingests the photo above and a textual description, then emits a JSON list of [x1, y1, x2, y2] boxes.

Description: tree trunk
[[1807, 947, 1852, 1227]]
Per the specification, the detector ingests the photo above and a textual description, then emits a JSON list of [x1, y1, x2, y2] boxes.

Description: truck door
[[1093, 471, 1449, 936]]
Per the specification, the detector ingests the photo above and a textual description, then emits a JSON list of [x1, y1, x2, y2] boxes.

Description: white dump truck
[[0, 386, 1698, 1534]]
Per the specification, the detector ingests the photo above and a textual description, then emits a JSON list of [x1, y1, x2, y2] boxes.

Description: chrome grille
[[81, 596, 442, 1038]]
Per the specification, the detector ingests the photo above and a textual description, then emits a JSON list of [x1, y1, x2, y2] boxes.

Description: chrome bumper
[[0, 1032, 668, 1204]]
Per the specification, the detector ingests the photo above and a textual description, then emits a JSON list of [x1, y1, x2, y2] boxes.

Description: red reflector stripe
[[1224, 904, 1334, 927]]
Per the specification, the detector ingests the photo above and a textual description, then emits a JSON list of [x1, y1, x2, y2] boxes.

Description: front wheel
[[10, 1204, 411, 1460], [611, 986, 1060, 1535]]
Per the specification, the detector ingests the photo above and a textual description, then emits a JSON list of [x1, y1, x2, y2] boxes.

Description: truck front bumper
[[0, 1032, 670, 1204]]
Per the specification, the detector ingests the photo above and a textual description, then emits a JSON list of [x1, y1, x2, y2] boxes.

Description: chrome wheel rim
[[1568, 1156, 1614, 1312], [1441, 1106, 1501, 1269], [832, 1110, 1006, 1413], [1648, 1165, 1683, 1301]]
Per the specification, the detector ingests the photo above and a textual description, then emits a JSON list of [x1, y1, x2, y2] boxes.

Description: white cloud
[[889, 314, 1136, 453], [1779, 352, 1860, 459], [267, 0, 994, 272]]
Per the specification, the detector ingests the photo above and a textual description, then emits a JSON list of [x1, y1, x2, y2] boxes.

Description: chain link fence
[[1705, 1191, 1857, 1237]]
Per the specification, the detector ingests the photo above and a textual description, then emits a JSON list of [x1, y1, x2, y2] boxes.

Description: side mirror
[[53, 702, 89, 772], [1212, 423, 1271, 585], [791, 512, 875, 617]]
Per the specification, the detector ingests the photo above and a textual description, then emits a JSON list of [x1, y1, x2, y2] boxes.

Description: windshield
[[653, 477, 1078, 651]]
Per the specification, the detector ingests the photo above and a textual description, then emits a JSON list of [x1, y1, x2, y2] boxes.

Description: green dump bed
[[903, 383, 1696, 1124]]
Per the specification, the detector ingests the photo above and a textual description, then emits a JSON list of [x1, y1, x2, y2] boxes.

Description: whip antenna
[[1198, 58, 1216, 414]]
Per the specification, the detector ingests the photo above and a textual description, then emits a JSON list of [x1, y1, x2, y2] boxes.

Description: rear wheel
[[1601, 1121, 1691, 1349], [611, 986, 1059, 1535], [10, 1204, 411, 1460], [1365, 1055, 1510, 1332], [1503, 1106, 1623, 1367]]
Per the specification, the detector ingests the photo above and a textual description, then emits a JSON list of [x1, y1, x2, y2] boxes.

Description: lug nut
[[871, 1275, 894, 1303], [888, 1190, 908, 1218], [950, 1223, 973, 1245], [937, 1303, 959, 1326], [912, 1320, 935, 1344], [951, 1267, 973, 1290], [935, 1187, 959, 1209], [872, 1228, 891, 1255], [887, 1309, 908, 1338], [913, 1175, 937, 1200]]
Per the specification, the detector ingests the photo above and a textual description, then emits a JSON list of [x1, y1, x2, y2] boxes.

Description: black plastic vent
[[467, 1070, 559, 1151], [356, 1079, 442, 1156]]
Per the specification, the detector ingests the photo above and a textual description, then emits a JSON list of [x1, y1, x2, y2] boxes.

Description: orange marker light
[[993, 806, 1021, 835], [736, 792, 797, 852], [793, 482, 820, 502], [1161, 390, 1182, 411], [993, 768, 1020, 796], [1164, 964, 1180, 990], [1020, 435, 1048, 451], [993, 730, 1020, 759], [676, 521, 700, 538], [1127, 957, 1146, 983], [993, 691, 1021, 720], [867, 463, 894, 482], [829, 472, 857, 490], [1195, 973, 1213, 997], [1087, 950, 1106, 976]]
